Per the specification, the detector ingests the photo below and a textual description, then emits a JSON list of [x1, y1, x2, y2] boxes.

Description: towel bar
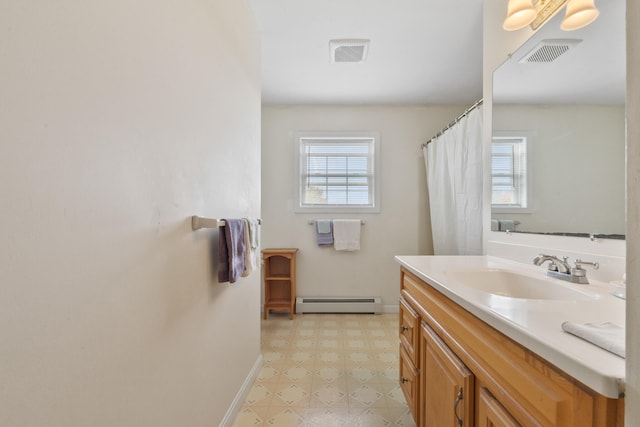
[[191, 216, 262, 230], [307, 219, 365, 225]]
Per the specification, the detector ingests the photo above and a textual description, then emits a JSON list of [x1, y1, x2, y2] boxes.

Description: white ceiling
[[247, 0, 484, 105]]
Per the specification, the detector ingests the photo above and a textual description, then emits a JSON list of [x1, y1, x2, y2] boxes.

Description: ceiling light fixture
[[503, 0, 537, 31], [503, 0, 599, 32], [560, 0, 600, 30]]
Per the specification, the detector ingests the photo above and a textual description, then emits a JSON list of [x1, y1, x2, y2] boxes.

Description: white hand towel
[[333, 219, 361, 251], [241, 218, 259, 277], [561, 321, 625, 358], [247, 218, 260, 249]]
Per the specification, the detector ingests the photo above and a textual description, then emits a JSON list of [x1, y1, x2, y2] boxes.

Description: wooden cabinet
[[422, 321, 474, 427], [399, 344, 420, 419], [399, 267, 624, 427], [477, 386, 521, 427], [262, 248, 298, 320], [399, 297, 421, 423], [399, 297, 420, 364]]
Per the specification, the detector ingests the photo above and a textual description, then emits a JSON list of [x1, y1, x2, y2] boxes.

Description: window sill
[[294, 207, 380, 214]]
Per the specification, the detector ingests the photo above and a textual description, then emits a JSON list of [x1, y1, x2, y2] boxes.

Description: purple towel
[[218, 219, 246, 283], [316, 219, 334, 246]]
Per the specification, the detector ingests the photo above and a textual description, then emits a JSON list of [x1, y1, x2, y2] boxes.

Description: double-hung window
[[491, 136, 528, 209], [295, 132, 380, 212]]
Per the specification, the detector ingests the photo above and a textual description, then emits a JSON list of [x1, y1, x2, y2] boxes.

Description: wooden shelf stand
[[262, 248, 298, 320]]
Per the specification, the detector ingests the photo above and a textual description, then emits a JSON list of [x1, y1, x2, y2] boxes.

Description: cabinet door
[[477, 387, 521, 427], [422, 322, 474, 427]]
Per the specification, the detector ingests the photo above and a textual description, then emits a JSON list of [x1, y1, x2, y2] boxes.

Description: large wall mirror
[[492, 0, 625, 239]]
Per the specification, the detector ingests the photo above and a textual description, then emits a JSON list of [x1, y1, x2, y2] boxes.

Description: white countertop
[[395, 255, 625, 399]]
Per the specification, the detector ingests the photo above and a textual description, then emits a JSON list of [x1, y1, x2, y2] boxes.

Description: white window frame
[[491, 133, 531, 212], [293, 131, 380, 213]]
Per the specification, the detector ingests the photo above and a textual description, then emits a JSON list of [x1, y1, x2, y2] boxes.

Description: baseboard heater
[[296, 297, 382, 314]]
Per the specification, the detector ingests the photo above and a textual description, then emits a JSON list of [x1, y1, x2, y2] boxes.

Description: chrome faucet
[[533, 254, 571, 273], [532, 254, 599, 284]]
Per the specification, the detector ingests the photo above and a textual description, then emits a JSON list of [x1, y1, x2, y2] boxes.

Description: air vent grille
[[330, 39, 370, 63], [334, 45, 366, 62], [519, 39, 582, 63]]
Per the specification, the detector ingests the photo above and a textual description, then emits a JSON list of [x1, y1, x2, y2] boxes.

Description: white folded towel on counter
[[561, 321, 625, 358]]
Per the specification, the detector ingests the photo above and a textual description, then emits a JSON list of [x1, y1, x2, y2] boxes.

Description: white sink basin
[[446, 268, 598, 301]]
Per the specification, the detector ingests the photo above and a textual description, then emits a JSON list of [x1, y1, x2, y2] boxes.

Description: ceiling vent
[[518, 39, 582, 63], [330, 39, 370, 63]]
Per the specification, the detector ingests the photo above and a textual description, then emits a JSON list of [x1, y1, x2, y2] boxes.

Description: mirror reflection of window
[[492, 136, 527, 209]]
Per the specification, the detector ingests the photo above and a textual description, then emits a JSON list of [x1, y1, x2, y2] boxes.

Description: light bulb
[[561, 0, 600, 31], [503, 0, 537, 31]]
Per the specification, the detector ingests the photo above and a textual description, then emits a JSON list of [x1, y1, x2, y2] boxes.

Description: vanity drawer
[[399, 296, 420, 364], [399, 344, 419, 421]]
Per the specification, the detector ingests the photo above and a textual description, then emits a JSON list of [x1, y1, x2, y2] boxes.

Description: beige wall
[[0, 1, 261, 426], [261, 105, 465, 309]]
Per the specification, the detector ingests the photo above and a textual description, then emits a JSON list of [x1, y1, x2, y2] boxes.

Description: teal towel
[[316, 219, 332, 234]]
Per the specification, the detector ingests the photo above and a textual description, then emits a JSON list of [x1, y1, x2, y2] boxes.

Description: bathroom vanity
[[396, 255, 625, 427]]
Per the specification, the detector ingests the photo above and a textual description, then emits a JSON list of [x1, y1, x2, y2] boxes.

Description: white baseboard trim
[[219, 354, 263, 427], [382, 304, 399, 313]]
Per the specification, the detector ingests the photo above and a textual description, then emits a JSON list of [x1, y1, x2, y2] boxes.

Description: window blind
[[492, 137, 527, 208], [299, 138, 375, 208]]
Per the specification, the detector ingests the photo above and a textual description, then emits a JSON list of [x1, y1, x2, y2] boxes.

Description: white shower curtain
[[424, 106, 483, 255]]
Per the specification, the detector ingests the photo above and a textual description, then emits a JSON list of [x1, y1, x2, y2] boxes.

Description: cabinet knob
[[400, 377, 409, 384], [400, 325, 409, 332]]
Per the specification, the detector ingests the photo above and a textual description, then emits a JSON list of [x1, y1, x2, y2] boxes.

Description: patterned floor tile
[[387, 405, 416, 426], [294, 329, 316, 339], [233, 314, 410, 426], [264, 407, 306, 426], [379, 366, 400, 383], [349, 384, 385, 407], [318, 338, 342, 349], [314, 366, 345, 382], [345, 339, 368, 349], [282, 366, 313, 383], [310, 383, 348, 407], [273, 383, 312, 407], [231, 407, 264, 427], [289, 351, 315, 364], [349, 407, 392, 427], [292, 339, 314, 350], [346, 351, 373, 364], [257, 365, 280, 383], [347, 366, 378, 383], [305, 407, 351, 426], [262, 351, 285, 365], [375, 351, 398, 364], [385, 385, 410, 407], [245, 383, 274, 406], [317, 351, 343, 364]]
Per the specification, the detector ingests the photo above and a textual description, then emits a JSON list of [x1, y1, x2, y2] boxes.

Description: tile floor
[[231, 312, 416, 427]]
